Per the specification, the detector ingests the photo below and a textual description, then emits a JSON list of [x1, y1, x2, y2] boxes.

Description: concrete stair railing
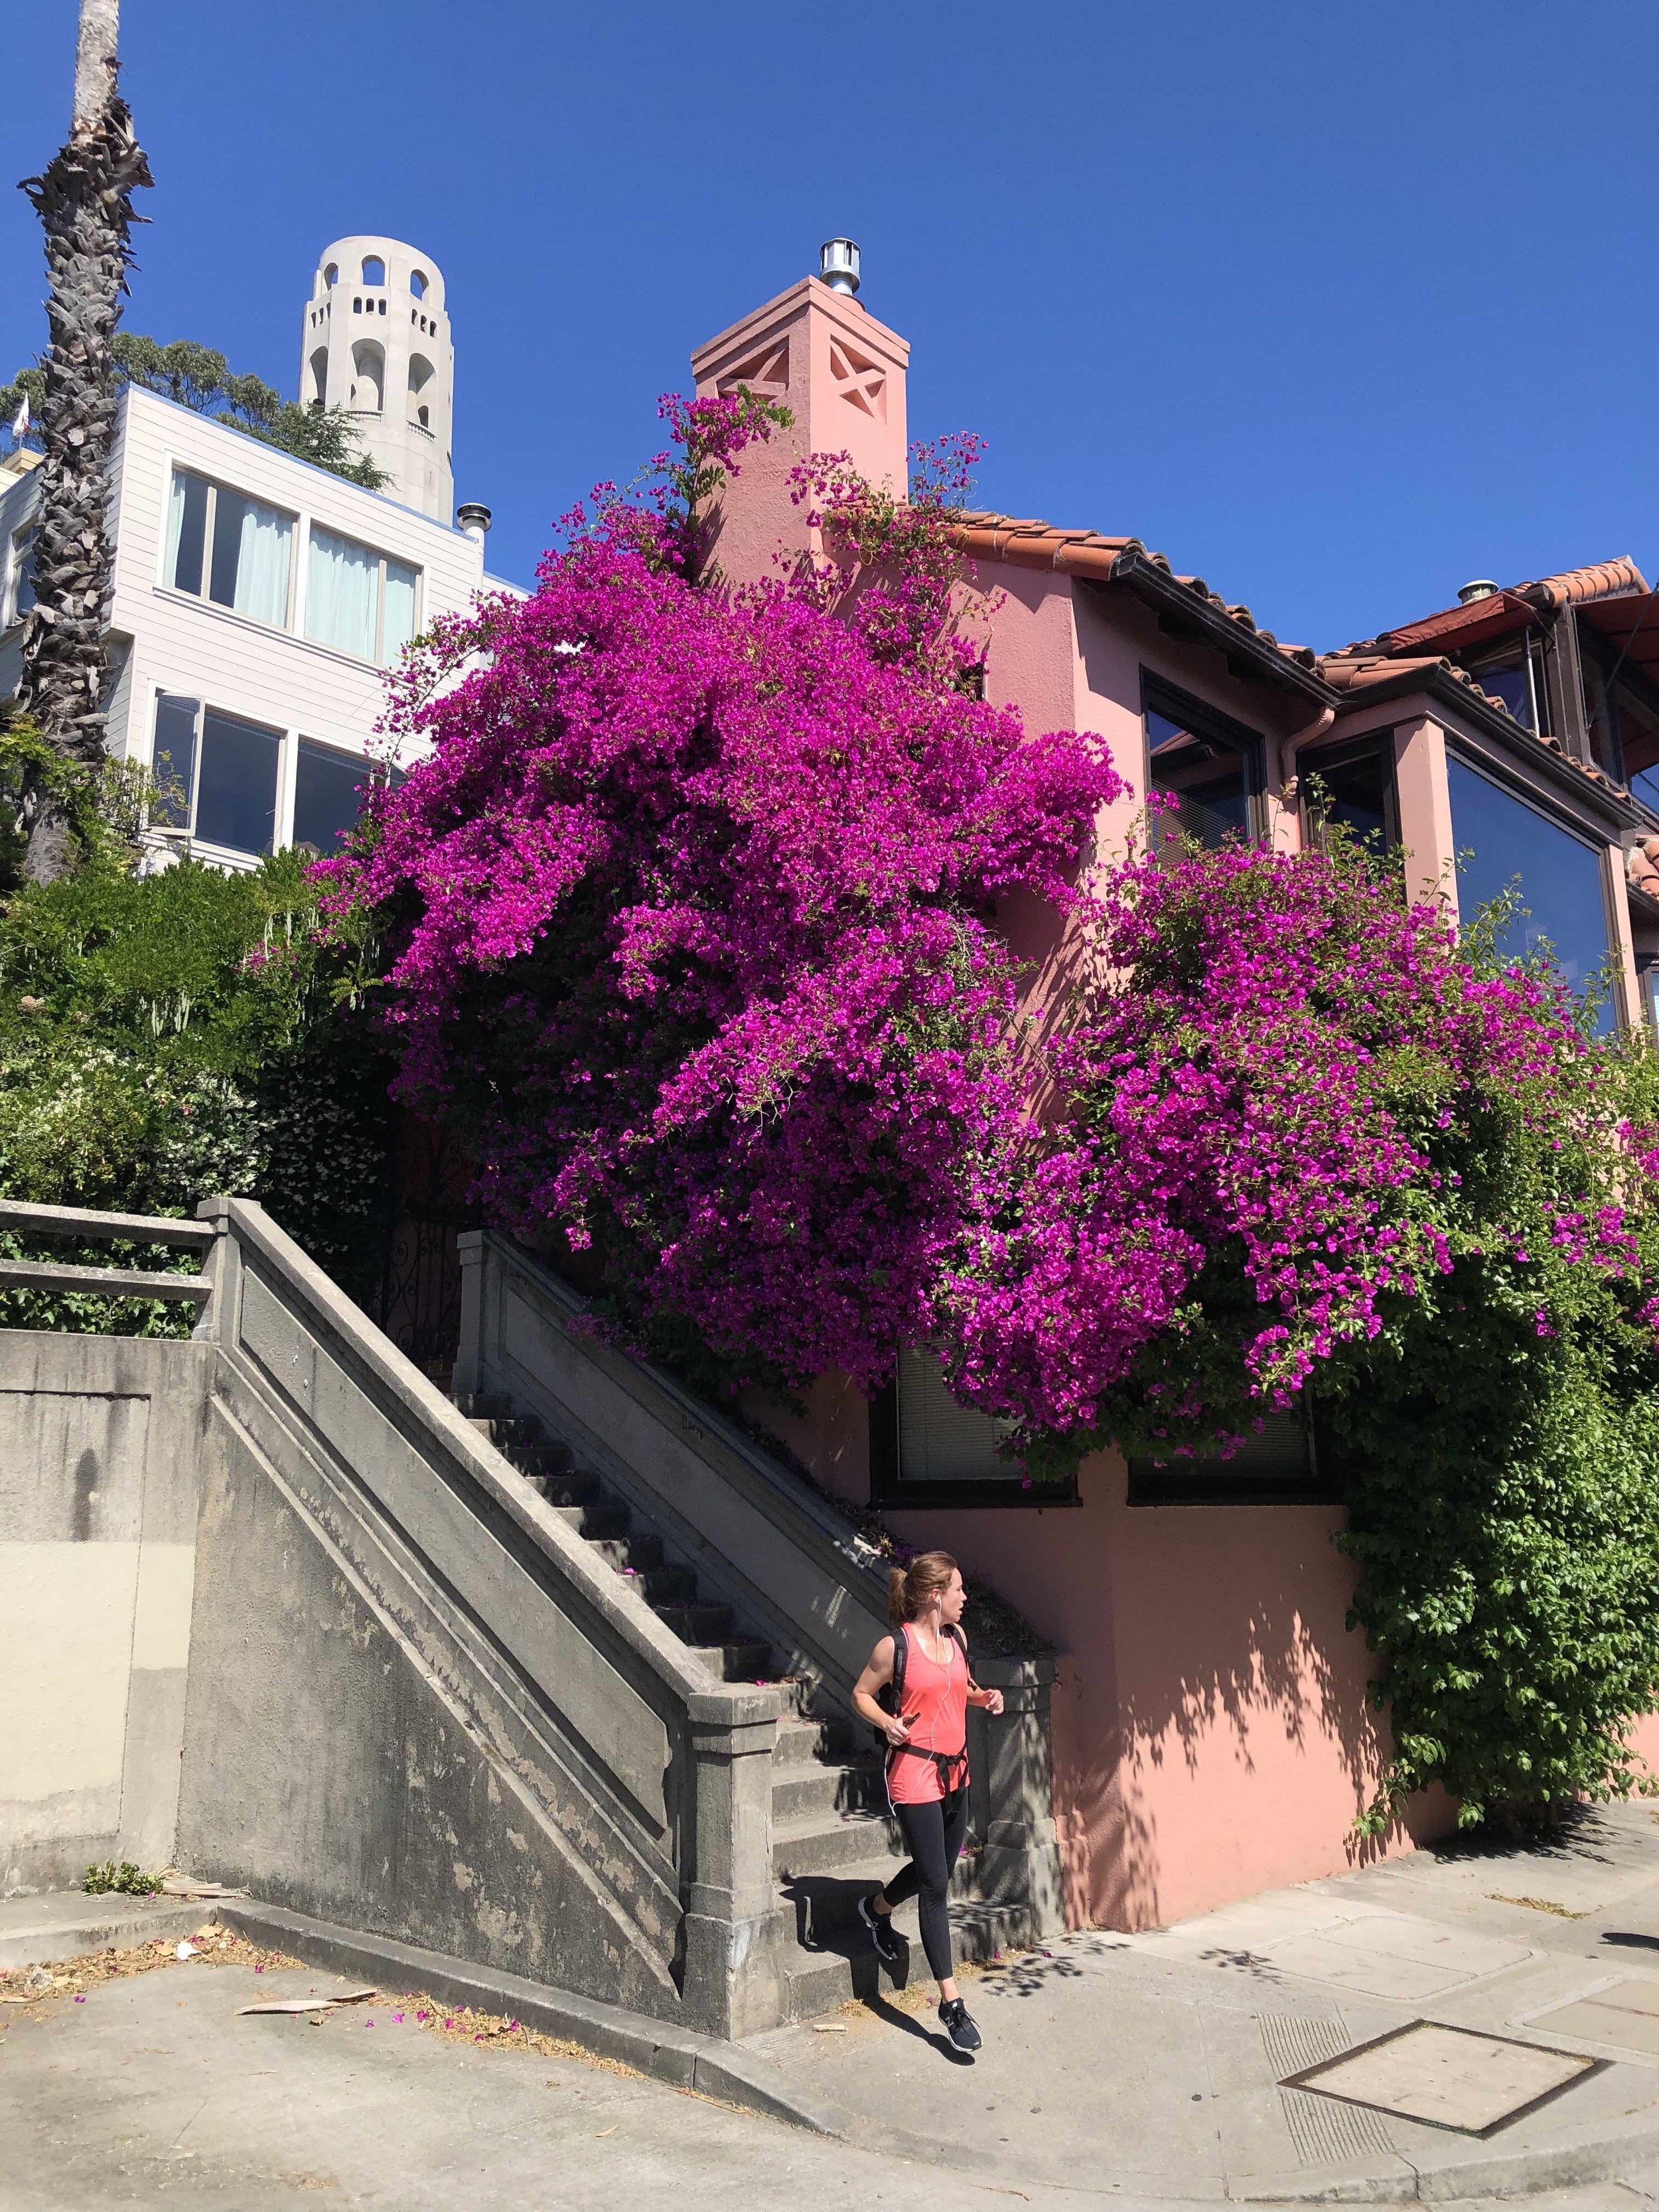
[[455, 1228, 1065, 2022], [0, 1197, 1061, 2039]]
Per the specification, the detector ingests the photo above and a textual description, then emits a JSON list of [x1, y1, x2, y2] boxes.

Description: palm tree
[[14, 0, 151, 882]]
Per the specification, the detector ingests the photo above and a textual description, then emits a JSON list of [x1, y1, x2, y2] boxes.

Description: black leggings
[[882, 1788, 970, 1982]]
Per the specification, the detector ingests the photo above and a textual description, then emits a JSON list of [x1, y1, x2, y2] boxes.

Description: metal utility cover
[[1281, 2020, 1604, 2137]]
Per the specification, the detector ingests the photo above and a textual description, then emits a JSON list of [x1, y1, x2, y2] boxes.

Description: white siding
[[3, 394, 526, 866]]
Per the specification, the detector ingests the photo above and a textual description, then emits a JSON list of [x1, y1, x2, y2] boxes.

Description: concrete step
[[769, 1758, 883, 1824], [636, 1564, 697, 1606], [0, 1891, 220, 1974], [559, 1500, 631, 1541], [468, 1415, 545, 1447], [772, 1713, 861, 1768], [652, 1601, 735, 1646], [501, 1441, 575, 1479], [687, 1640, 774, 1684], [452, 1392, 512, 1420], [772, 1808, 899, 1880], [532, 1471, 603, 1509], [588, 1531, 666, 1576]]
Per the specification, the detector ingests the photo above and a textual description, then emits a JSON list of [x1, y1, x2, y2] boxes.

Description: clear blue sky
[[2, 1, 1654, 652]]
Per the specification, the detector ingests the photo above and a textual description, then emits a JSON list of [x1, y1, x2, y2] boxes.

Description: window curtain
[[229, 496, 293, 626], [381, 559, 417, 662], [305, 526, 378, 659], [165, 469, 188, 580]]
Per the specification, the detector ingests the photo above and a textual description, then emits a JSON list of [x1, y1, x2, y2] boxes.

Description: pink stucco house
[[687, 256, 1659, 1931]]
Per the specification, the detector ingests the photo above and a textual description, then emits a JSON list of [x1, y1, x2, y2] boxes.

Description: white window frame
[[6, 520, 36, 628], [158, 463, 298, 633], [147, 688, 287, 862]]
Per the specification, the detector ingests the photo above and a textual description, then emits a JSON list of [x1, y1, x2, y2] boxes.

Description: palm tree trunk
[[14, 0, 150, 883]]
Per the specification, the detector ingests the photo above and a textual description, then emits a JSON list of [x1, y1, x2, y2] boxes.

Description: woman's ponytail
[[887, 1551, 958, 1628]]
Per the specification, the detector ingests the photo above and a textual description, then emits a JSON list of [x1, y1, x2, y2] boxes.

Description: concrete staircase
[[456, 1388, 1027, 2021]]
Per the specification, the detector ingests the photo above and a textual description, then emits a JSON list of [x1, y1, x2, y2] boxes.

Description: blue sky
[[2, 1, 1654, 652]]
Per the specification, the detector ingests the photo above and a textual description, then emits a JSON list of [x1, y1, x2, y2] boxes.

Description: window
[[7, 524, 36, 625], [869, 1349, 1075, 1506], [409, 268, 428, 299], [1463, 640, 1548, 735], [324, 263, 338, 287], [1143, 680, 1262, 853], [304, 526, 418, 664], [149, 694, 280, 856], [308, 347, 328, 406], [1447, 754, 1616, 1031], [1637, 956, 1659, 1037], [1300, 737, 1397, 853], [292, 739, 376, 854], [1127, 1410, 1330, 1505], [361, 256, 385, 286], [165, 469, 294, 628]]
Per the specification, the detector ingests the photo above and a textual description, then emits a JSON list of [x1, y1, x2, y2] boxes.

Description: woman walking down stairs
[[453, 1389, 1025, 2023]]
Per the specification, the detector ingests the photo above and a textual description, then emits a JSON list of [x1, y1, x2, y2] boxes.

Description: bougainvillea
[[330, 397, 1659, 1822], [325, 404, 1121, 1390], [942, 828, 1653, 1455]]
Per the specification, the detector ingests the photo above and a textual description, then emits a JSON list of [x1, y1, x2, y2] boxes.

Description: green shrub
[[0, 845, 394, 1325], [81, 1860, 165, 1896]]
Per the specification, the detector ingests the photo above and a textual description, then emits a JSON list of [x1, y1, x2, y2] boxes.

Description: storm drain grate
[[1260, 2014, 1396, 2166], [1281, 2019, 1603, 2138]]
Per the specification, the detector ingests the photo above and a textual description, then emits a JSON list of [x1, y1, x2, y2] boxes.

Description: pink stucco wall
[[749, 1374, 1447, 1930]]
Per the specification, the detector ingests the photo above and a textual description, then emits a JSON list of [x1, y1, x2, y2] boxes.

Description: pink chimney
[[689, 241, 909, 590]]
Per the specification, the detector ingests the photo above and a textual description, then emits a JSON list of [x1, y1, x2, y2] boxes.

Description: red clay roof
[[948, 510, 1321, 674], [1333, 555, 1650, 658]]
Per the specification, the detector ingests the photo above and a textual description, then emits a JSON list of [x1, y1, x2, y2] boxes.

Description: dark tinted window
[[151, 694, 199, 829], [1301, 741, 1394, 851], [1146, 701, 1258, 850], [1447, 755, 1613, 1029], [169, 471, 208, 595], [194, 711, 279, 855], [1128, 1409, 1323, 1504], [293, 740, 370, 854]]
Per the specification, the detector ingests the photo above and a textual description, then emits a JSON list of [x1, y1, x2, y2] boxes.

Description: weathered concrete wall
[[0, 1331, 212, 1893], [176, 1202, 780, 2035]]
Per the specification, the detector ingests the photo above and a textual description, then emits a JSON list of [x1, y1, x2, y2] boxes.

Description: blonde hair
[[887, 1550, 958, 1629]]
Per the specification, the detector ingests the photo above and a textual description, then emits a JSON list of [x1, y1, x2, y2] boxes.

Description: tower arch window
[[407, 353, 435, 430], [361, 255, 385, 286], [308, 347, 328, 405], [409, 268, 428, 299], [323, 262, 338, 287], [349, 339, 385, 413]]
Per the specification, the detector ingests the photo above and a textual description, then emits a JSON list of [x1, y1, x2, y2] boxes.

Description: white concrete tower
[[299, 237, 454, 522]]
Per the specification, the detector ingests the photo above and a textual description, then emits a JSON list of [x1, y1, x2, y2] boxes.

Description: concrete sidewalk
[[743, 1801, 1659, 2201]]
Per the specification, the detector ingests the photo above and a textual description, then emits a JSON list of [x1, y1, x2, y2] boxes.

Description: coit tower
[[299, 236, 454, 522]]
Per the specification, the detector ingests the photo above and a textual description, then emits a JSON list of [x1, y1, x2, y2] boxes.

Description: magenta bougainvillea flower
[[325, 402, 1659, 1461]]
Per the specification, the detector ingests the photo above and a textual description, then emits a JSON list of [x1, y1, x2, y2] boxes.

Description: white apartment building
[[0, 236, 516, 869]]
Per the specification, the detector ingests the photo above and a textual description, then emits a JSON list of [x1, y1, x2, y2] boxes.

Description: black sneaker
[[857, 1892, 904, 1964], [939, 1997, 982, 2051]]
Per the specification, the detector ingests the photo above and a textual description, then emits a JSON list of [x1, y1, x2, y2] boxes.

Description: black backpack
[[873, 1620, 971, 1752]]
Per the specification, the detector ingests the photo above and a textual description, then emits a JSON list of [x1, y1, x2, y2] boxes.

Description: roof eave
[[1102, 549, 1333, 705], [1335, 662, 1643, 830]]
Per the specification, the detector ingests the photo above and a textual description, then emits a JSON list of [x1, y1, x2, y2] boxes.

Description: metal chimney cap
[[456, 502, 493, 534], [819, 238, 861, 296], [1457, 579, 1500, 604]]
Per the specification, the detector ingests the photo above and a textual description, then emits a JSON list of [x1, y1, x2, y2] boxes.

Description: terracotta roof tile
[[1332, 556, 1650, 658], [947, 510, 1320, 674]]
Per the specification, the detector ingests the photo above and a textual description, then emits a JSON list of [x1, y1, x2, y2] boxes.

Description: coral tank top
[[887, 1624, 969, 1805]]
